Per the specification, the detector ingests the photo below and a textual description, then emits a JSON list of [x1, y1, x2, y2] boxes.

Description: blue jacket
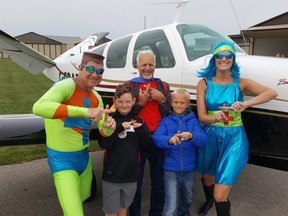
[[152, 109, 208, 172]]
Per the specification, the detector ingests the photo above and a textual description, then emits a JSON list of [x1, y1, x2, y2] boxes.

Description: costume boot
[[215, 200, 231, 216], [198, 178, 214, 216]]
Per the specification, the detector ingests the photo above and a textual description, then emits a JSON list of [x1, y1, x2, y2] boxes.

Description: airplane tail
[[54, 32, 109, 62], [0, 30, 56, 75], [0, 30, 110, 76]]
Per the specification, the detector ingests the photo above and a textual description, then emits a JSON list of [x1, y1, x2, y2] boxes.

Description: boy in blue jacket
[[152, 89, 208, 216]]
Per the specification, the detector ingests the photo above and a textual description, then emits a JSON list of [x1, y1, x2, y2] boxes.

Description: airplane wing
[[0, 30, 56, 75]]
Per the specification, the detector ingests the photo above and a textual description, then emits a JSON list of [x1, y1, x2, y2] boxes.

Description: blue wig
[[197, 41, 240, 78]]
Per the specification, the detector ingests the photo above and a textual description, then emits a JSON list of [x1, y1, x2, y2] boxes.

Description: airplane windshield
[[176, 24, 245, 61]]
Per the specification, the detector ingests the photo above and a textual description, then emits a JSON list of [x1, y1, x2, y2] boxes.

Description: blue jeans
[[129, 148, 165, 216], [163, 171, 195, 216]]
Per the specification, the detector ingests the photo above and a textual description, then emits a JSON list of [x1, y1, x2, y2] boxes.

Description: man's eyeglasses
[[82, 65, 105, 75], [215, 53, 234, 60]]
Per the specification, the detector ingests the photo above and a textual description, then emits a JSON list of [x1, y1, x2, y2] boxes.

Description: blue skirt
[[197, 125, 249, 186]]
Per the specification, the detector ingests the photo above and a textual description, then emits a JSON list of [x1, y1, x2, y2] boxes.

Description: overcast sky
[[1, 0, 287, 40]]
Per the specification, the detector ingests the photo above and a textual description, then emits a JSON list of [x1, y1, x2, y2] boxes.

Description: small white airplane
[[0, 0, 287, 170]]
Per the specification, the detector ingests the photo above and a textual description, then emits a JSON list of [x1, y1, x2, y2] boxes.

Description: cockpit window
[[176, 24, 245, 61], [133, 29, 176, 68], [106, 36, 132, 68]]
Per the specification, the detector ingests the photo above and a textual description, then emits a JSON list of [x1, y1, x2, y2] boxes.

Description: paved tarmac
[[0, 150, 288, 216]]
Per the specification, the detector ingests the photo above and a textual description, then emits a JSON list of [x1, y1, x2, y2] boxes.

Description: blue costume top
[[197, 76, 249, 186]]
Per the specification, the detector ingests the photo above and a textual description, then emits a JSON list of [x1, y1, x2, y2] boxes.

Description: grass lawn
[[0, 59, 52, 114], [0, 141, 102, 165], [0, 59, 102, 165]]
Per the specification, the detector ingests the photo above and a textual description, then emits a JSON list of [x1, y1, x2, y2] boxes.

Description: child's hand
[[122, 121, 133, 130], [169, 135, 181, 145], [131, 119, 142, 128], [180, 132, 193, 140], [169, 131, 182, 145], [122, 120, 143, 130], [169, 131, 193, 144]]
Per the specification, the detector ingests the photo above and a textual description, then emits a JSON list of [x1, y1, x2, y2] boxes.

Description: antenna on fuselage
[[145, 0, 189, 23], [229, 0, 249, 51]]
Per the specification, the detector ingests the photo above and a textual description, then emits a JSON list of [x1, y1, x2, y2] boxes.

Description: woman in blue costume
[[196, 41, 278, 216]]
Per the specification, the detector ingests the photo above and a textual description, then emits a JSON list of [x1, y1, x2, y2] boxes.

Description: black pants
[[129, 148, 165, 216]]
